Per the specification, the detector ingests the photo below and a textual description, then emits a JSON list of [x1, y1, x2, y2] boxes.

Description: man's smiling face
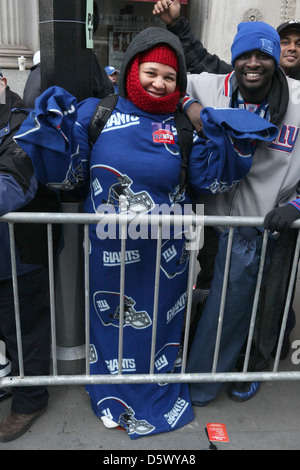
[[234, 49, 275, 102], [279, 30, 300, 75]]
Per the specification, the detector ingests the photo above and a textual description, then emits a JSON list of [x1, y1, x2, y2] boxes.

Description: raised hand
[[152, 0, 181, 27]]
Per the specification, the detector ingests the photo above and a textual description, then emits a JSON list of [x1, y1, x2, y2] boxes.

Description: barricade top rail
[[1, 211, 300, 228]]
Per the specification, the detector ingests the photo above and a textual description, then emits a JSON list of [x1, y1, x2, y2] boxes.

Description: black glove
[[263, 204, 300, 233]]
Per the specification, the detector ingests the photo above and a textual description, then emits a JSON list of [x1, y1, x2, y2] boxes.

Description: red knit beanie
[[139, 45, 179, 72], [126, 44, 181, 114]]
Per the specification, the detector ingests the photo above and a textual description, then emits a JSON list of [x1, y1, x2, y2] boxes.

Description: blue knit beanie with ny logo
[[231, 21, 281, 67]]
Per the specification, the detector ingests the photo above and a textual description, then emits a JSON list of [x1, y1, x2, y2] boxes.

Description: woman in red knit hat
[[16, 27, 278, 441], [126, 44, 181, 113]]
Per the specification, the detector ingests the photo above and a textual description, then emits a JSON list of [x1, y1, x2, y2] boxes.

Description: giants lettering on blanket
[[105, 358, 136, 374], [103, 250, 140, 266], [164, 397, 189, 428], [167, 293, 187, 323], [269, 125, 299, 153], [103, 113, 140, 132]]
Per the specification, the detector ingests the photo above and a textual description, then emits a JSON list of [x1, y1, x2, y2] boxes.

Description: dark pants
[[0, 267, 50, 414], [195, 227, 297, 372], [250, 229, 297, 371]]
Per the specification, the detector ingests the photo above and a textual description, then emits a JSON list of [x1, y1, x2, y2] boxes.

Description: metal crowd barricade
[[0, 211, 300, 390]]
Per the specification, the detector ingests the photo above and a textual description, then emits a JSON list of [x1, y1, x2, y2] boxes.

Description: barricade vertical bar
[[8, 223, 24, 377], [118, 206, 127, 375], [118, 236, 126, 375], [84, 223, 90, 375], [273, 228, 300, 372], [149, 221, 162, 374], [212, 226, 234, 374], [181, 223, 201, 373], [47, 224, 58, 376], [243, 229, 269, 372]]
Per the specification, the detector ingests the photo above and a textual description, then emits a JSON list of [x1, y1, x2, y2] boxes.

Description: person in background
[[105, 65, 120, 93], [0, 68, 61, 442], [153, 0, 300, 401], [277, 20, 300, 79], [23, 50, 41, 109]]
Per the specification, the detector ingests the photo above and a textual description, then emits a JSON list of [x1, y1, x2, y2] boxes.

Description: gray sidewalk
[[0, 350, 299, 451]]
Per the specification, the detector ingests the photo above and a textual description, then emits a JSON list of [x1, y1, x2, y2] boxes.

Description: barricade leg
[[54, 202, 86, 374]]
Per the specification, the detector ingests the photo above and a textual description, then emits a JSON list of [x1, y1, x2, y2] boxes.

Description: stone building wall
[[189, 0, 300, 64], [1, 0, 39, 97], [0, 0, 39, 69]]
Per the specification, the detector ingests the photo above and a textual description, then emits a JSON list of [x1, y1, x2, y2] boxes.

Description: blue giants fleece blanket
[[14, 87, 278, 439]]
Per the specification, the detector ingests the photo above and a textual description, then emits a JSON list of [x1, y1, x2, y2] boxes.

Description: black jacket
[[23, 54, 114, 109], [168, 17, 232, 74], [0, 86, 60, 278], [23, 64, 41, 109]]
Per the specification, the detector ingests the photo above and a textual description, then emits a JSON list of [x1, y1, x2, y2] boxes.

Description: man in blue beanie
[[184, 20, 300, 405], [230, 22, 281, 104], [154, 3, 300, 405]]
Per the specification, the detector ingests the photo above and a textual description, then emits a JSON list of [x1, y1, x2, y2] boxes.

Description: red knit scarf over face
[[126, 45, 181, 114]]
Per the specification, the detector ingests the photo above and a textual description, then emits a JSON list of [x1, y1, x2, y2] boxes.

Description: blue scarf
[[234, 90, 270, 121]]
